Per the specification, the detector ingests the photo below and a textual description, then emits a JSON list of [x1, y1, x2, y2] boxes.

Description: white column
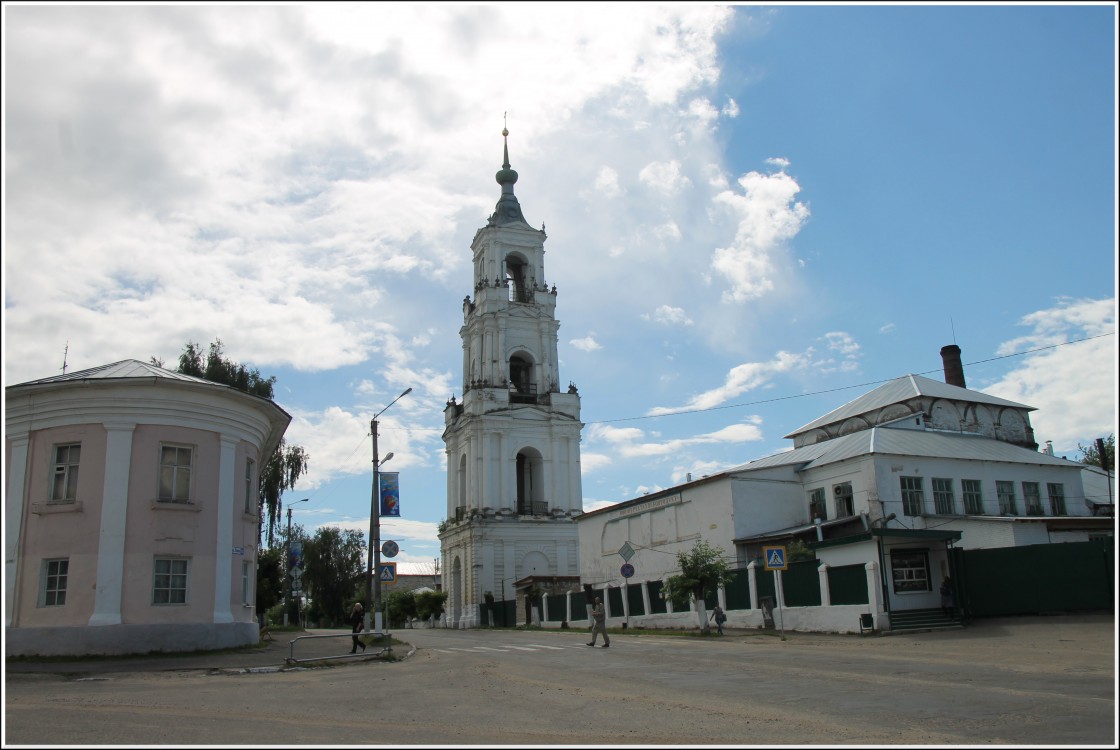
[[747, 561, 759, 610], [818, 562, 831, 606], [641, 581, 652, 618], [90, 422, 135, 626], [865, 560, 882, 627], [212, 435, 238, 624], [5, 432, 31, 626]]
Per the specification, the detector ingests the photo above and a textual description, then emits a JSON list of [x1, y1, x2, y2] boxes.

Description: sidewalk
[[4, 628, 402, 676]]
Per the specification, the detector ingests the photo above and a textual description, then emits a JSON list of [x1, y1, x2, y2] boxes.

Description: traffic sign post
[[761, 545, 787, 639]]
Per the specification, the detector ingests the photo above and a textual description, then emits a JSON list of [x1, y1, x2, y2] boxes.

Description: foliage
[[259, 440, 310, 546], [386, 590, 419, 627], [176, 339, 276, 398], [787, 539, 815, 562], [255, 547, 285, 619], [661, 540, 730, 632], [416, 590, 448, 621], [1078, 434, 1115, 469], [302, 526, 366, 628]]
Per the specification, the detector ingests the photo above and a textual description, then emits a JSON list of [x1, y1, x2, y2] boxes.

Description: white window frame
[[39, 558, 69, 607], [153, 557, 190, 605], [1023, 482, 1043, 515], [50, 443, 81, 503], [962, 479, 984, 514], [158, 444, 194, 504], [1047, 483, 1067, 515], [996, 480, 1018, 516], [891, 549, 931, 593], [808, 487, 826, 522], [244, 458, 255, 514], [932, 478, 955, 514], [833, 482, 854, 518], [900, 476, 925, 517], [242, 561, 252, 606]]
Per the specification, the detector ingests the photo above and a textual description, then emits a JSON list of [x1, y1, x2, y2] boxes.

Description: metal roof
[[728, 426, 1078, 475], [785, 374, 1035, 439], [8, 359, 217, 388]]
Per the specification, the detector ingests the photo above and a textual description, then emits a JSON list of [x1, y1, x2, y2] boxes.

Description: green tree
[[1078, 434, 1115, 470], [416, 590, 449, 623], [386, 590, 419, 628], [161, 339, 309, 544], [660, 540, 730, 633], [787, 539, 815, 562], [255, 546, 285, 622], [302, 526, 366, 628]]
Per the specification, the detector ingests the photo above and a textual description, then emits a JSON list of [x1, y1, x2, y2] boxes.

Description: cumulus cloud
[[645, 305, 694, 327], [984, 297, 1116, 454], [639, 160, 692, 193], [570, 335, 603, 352], [710, 164, 810, 303]]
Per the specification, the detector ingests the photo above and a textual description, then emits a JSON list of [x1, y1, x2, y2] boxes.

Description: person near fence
[[349, 602, 366, 654], [940, 576, 954, 617], [710, 604, 726, 635], [587, 597, 610, 648]]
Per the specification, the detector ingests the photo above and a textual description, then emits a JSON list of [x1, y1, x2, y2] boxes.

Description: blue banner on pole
[[379, 472, 401, 517]]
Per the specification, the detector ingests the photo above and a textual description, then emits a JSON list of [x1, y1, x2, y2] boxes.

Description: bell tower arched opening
[[509, 352, 536, 403], [516, 447, 545, 516], [505, 253, 532, 303]]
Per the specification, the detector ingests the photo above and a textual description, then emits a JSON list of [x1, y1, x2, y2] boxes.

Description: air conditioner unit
[[834, 486, 846, 496]]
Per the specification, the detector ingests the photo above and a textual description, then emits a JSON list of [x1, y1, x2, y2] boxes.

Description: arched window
[[509, 353, 536, 403], [516, 448, 546, 515], [505, 254, 532, 303]]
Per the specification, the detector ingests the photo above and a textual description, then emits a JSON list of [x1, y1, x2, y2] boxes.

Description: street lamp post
[[365, 387, 412, 634], [283, 498, 309, 626]]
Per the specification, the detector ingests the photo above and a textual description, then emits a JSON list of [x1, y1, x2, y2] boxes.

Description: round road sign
[[621, 562, 635, 578], [381, 540, 399, 558]]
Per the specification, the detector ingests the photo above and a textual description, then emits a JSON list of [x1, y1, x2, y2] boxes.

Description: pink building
[[5, 360, 290, 656]]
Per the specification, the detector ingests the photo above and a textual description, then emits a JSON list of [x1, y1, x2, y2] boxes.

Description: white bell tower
[[439, 127, 583, 628]]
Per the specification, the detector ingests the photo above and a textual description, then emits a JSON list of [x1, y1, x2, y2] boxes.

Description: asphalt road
[[3, 614, 1115, 746]]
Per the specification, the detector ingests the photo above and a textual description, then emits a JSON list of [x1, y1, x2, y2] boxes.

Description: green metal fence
[[954, 538, 1113, 618], [827, 563, 869, 605]]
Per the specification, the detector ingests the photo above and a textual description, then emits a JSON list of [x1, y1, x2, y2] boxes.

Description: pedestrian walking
[[350, 602, 366, 654], [710, 604, 726, 635], [587, 597, 610, 648], [939, 576, 955, 617]]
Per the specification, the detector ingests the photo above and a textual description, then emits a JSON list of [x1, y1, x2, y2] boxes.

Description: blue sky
[[3, 4, 1116, 574]]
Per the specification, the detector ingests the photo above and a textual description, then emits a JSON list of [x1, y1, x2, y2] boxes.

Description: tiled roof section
[[732, 426, 1074, 474], [784, 373, 1034, 439], [9, 359, 217, 388]]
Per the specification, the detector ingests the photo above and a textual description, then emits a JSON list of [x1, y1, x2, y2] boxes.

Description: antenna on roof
[[950, 317, 957, 345], [61, 341, 69, 374]]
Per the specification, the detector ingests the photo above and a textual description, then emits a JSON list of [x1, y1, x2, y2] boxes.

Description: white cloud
[[638, 160, 692, 194], [648, 350, 809, 415], [570, 335, 603, 352], [710, 164, 810, 303], [984, 297, 1116, 454], [646, 305, 694, 327]]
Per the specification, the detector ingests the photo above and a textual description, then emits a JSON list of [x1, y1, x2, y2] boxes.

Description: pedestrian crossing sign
[[763, 545, 788, 570], [379, 562, 397, 582]]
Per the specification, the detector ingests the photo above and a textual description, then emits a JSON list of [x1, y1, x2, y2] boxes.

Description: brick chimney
[[940, 344, 966, 388]]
